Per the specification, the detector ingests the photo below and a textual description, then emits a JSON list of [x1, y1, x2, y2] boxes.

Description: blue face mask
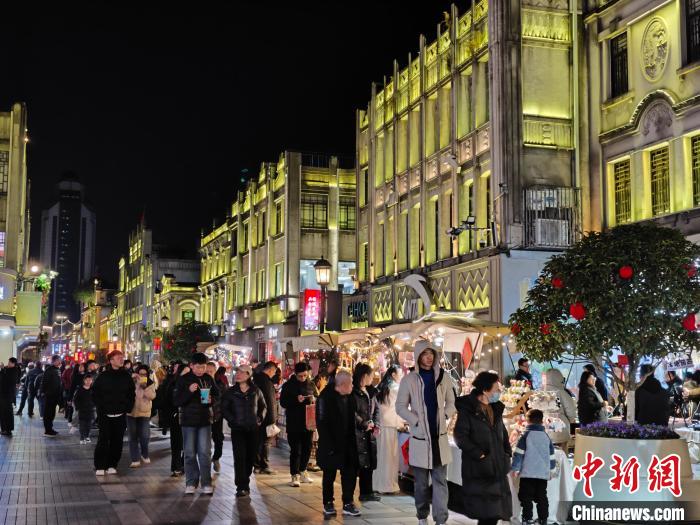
[[488, 391, 501, 403]]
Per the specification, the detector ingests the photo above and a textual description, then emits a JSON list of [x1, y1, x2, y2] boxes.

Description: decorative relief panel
[[641, 18, 668, 82], [474, 0, 487, 21], [410, 167, 421, 189], [428, 273, 452, 310], [523, 0, 569, 9], [456, 265, 490, 312], [523, 117, 573, 148], [398, 173, 409, 195], [476, 127, 490, 154], [457, 11, 472, 38], [426, 157, 439, 180], [372, 286, 393, 323], [376, 187, 385, 207], [394, 283, 418, 321], [460, 136, 474, 163], [522, 9, 571, 42], [641, 100, 673, 136]]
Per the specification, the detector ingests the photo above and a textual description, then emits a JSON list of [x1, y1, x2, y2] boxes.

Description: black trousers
[[230, 427, 259, 491], [322, 463, 357, 505], [170, 418, 184, 472], [287, 430, 313, 476], [518, 477, 548, 521], [211, 418, 224, 461], [43, 396, 59, 433], [63, 391, 73, 422], [254, 426, 270, 469], [477, 520, 500, 525], [0, 397, 14, 432], [16, 389, 28, 414], [94, 414, 127, 470]]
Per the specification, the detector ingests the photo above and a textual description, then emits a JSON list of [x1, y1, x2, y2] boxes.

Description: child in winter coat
[[73, 374, 96, 444], [511, 409, 556, 525]]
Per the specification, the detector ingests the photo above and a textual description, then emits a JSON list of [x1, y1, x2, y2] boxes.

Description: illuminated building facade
[[356, 1, 588, 340], [0, 103, 32, 361], [115, 220, 199, 360], [153, 274, 201, 329], [585, 0, 700, 242], [200, 151, 355, 360]]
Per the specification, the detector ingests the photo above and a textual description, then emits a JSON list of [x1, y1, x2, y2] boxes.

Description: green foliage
[[162, 320, 214, 363], [73, 280, 95, 306], [510, 223, 700, 391]]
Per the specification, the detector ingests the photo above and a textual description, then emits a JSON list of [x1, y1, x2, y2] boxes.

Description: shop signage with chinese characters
[[665, 352, 693, 372], [303, 289, 321, 331]]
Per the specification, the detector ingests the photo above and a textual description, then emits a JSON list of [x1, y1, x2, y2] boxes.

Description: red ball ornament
[[685, 264, 698, 278], [511, 323, 521, 335], [569, 302, 586, 321], [551, 277, 564, 289], [683, 313, 697, 331], [618, 265, 634, 280], [540, 323, 551, 335]]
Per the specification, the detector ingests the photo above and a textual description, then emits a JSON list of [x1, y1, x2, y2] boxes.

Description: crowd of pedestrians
[[2, 344, 597, 525]]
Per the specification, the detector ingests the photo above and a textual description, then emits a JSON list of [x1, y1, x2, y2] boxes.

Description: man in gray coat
[[396, 340, 456, 525]]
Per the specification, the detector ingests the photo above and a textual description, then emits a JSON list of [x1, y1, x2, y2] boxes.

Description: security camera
[[446, 227, 461, 237], [443, 153, 460, 169]]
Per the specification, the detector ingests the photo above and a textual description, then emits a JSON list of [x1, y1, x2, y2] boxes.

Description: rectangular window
[[181, 310, 195, 323], [300, 194, 328, 228], [688, 0, 700, 63], [231, 229, 238, 256], [275, 263, 284, 296], [693, 136, 700, 207], [242, 221, 249, 252], [0, 152, 8, 193], [258, 211, 266, 245], [258, 269, 266, 301], [613, 160, 632, 224], [275, 201, 283, 234], [242, 276, 248, 304], [610, 33, 629, 99], [650, 147, 671, 216], [360, 168, 369, 207], [339, 197, 356, 230], [361, 242, 369, 281]]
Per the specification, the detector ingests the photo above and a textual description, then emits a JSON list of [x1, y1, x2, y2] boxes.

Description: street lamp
[[211, 325, 220, 343], [314, 256, 332, 334], [161, 315, 170, 330]]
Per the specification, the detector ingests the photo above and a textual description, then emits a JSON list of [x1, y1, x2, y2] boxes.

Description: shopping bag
[[266, 424, 281, 438], [401, 439, 410, 465], [305, 403, 317, 431]]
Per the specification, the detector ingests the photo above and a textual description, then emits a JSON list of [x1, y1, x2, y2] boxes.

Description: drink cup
[[200, 388, 210, 404]]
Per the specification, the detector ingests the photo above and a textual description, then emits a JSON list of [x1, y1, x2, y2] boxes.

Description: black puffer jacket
[[253, 372, 277, 426], [453, 392, 512, 521], [26, 367, 41, 394], [92, 366, 136, 416], [173, 372, 218, 427], [222, 382, 267, 430], [316, 385, 356, 470], [280, 375, 315, 433], [635, 377, 671, 426], [40, 365, 62, 399], [73, 387, 95, 419], [352, 387, 379, 470], [578, 385, 606, 425]]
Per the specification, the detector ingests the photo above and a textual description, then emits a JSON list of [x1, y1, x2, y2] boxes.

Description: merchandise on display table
[[502, 379, 532, 418], [528, 390, 560, 412]]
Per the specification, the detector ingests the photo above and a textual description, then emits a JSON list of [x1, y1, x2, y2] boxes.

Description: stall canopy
[[337, 327, 382, 345], [203, 343, 252, 358], [286, 333, 339, 352]]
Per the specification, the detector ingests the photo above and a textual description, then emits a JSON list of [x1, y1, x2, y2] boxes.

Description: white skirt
[[373, 426, 400, 493]]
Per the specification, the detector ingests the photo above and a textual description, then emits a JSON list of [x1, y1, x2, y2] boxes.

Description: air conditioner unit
[[534, 219, 570, 247]]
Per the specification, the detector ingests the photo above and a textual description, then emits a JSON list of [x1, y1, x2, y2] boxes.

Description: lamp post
[[314, 256, 332, 334], [160, 315, 170, 331]]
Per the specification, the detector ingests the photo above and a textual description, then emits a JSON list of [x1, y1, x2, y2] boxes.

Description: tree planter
[[573, 432, 698, 504]]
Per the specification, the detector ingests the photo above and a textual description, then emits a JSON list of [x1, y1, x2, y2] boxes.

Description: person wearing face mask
[[453, 371, 513, 525], [396, 340, 456, 525], [127, 365, 157, 467]]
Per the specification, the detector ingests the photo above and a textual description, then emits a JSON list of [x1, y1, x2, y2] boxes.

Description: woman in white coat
[[542, 368, 577, 446], [373, 365, 405, 493]]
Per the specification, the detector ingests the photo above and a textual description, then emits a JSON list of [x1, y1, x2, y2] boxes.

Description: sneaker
[[418, 520, 428, 525], [235, 489, 250, 498], [359, 493, 381, 502], [323, 503, 337, 517], [212, 459, 220, 472], [141, 457, 150, 464], [300, 471, 314, 483], [201, 486, 214, 495], [85, 437, 91, 443], [44, 431, 57, 437], [79, 439, 86, 445], [129, 461, 140, 468], [95, 470, 106, 476], [106, 468, 117, 475], [342, 503, 361, 517], [260, 467, 277, 475], [185, 486, 196, 495], [15, 411, 22, 416], [289, 474, 301, 487], [69, 426, 77, 435]]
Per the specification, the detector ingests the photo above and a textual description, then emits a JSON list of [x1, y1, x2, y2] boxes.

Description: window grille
[[610, 33, 629, 98], [650, 147, 670, 216], [613, 160, 632, 224]]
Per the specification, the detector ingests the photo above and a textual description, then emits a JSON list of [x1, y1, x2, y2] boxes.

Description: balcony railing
[[522, 186, 580, 249]]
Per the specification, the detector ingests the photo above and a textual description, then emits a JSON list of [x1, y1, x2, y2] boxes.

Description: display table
[[447, 438, 574, 524]]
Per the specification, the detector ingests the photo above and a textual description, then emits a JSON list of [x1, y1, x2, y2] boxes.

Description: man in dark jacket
[[280, 361, 316, 487], [253, 361, 279, 475], [92, 350, 136, 475], [41, 355, 63, 436], [514, 358, 533, 387], [0, 358, 19, 436], [316, 370, 362, 517], [159, 361, 185, 476], [174, 352, 219, 495], [206, 361, 227, 473], [635, 364, 671, 426], [17, 361, 41, 417]]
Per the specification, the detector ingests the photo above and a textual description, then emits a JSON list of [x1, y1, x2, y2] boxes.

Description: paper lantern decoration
[[569, 302, 586, 321], [618, 266, 634, 280], [683, 313, 697, 331], [511, 323, 521, 335], [551, 277, 564, 289], [684, 264, 697, 278], [540, 323, 551, 335]]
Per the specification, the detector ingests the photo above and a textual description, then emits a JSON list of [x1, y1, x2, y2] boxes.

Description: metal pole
[[320, 284, 326, 334]]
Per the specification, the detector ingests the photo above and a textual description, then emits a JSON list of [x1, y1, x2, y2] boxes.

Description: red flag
[[462, 336, 473, 368]]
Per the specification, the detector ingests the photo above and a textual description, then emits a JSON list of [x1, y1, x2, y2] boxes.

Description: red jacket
[[61, 367, 73, 391]]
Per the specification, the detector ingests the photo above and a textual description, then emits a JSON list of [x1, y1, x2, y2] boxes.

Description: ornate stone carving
[[641, 101, 673, 136], [641, 18, 668, 82], [522, 9, 571, 42], [522, 0, 569, 9], [523, 117, 573, 148]]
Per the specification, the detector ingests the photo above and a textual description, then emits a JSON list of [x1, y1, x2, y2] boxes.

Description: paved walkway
[[0, 412, 479, 525]]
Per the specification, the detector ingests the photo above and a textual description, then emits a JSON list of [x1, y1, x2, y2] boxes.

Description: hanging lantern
[[684, 264, 697, 278], [540, 323, 551, 335], [682, 313, 697, 331], [569, 302, 586, 321], [511, 323, 521, 335], [618, 265, 634, 280], [551, 277, 564, 289]]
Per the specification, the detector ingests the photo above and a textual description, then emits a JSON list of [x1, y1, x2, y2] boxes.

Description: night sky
[[1, 2, 459, 283]]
